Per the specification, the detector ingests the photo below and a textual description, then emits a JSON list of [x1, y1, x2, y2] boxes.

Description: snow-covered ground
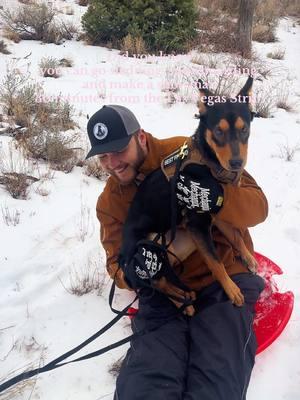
[[0, 1, 299, 399]]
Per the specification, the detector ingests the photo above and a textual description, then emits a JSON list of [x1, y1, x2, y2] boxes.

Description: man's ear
[[137, 130, 147, 149]]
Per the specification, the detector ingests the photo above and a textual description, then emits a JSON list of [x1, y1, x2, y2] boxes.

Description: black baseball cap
[[86, 105, 141, 159]]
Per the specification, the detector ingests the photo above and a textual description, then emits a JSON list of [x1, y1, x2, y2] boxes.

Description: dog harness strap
[[161, 137, 242, 185]]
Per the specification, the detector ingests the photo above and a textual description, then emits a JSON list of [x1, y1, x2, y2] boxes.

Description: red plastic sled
[[128, 252, 294, 355], [253, 252, 294, 354]]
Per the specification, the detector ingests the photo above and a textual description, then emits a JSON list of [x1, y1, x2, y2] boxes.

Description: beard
[[108, 136, 146, 185]]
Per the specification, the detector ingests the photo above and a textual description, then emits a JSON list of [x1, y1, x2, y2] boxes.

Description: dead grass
[[108, 356, 125, 377], [1, 206, 21, 226], [121, 34, 147, 57], [191, 53, 219, 69], [0, 40, 10, 54], [252, 24, 277, 43], [60, 260, 107, 297], [275, 82, 295, 112], [39, 56, 61, 78], [2, 26, 21, 42], [0, 371, 36, 400], [76, 195, 93, 242], [267, 48, 285, 60], [0, 144, 39, 199], [276, 143, 300, 161], [253, 85, 276, 118], [0, 172, 38, 199]]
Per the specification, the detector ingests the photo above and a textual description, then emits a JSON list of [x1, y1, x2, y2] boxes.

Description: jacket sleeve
[[96, 193, 132, 290], [217, 170, 268, 229]]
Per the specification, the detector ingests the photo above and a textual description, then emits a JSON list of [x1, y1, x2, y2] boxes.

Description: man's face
[[98, 132, 147, 185]]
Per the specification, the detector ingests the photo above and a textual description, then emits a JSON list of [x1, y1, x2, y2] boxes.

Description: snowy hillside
[[0, 1, 299, 399]]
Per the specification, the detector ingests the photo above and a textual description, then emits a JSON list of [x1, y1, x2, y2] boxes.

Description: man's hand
[[175, 171, 224, 214], [122, 242, 166, 289], [122, 242, 196, 315]]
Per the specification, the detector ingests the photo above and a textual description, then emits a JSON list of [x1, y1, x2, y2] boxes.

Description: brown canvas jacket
[[96, 131, 268, 291]]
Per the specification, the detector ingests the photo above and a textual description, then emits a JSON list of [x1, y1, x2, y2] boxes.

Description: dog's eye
[[240, 127, 249, 138], [214, 127, 224, 138]]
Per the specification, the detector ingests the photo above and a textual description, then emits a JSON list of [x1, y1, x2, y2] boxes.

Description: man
[[86, 105, 267, 400]]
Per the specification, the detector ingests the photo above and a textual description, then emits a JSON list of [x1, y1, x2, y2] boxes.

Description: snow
[[0, 1, 300, 399]]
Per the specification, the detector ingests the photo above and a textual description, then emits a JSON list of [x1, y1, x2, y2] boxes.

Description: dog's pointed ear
[[196, 79, 213, 114], [237, 76, 253, 104]]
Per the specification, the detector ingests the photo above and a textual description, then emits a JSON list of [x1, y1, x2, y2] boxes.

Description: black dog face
[[196, 77, 254, 172]]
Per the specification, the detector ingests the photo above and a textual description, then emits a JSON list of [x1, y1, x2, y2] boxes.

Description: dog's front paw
[[242, 252, 258, 274], [224, 278, 244, 307]]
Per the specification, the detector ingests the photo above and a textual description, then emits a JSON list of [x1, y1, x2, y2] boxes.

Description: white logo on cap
[[93, 123, 108, 140]]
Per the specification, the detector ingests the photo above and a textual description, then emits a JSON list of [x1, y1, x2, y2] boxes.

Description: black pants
[[114, 273, 265, 400]]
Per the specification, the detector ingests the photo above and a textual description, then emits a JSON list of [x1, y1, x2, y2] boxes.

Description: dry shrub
[[0, 3, 55, 41], [276, 100, 294, 112], [34, 97, 76, 131], [252, 24, 277, 43], [39, 56, 61, 78], [161, 64, 191, 106], [64, 6, 74, 15], [162, 56, 247, 107], [284, 0, 300, 16], [78, 0, 89, 6], [196, 9, 237, 53], [0, 2, 77, 44], [121, 34, 147, 57], [43, 20, 78, 44], [17, 0, 34, 4], [0, 67, 75, 129], [255, 0, 282, 25], [0, 172, 33, 199], [83, 158, 109, 180], [22, 125, 79, 172], [198, 0, 239, 13], [0, 146, 38, 199], [59, 57, 73, 67], [0, 40, 10, 54], [0, 67, 37, 121], [196, 0, 285, 51], [2, 26, 21, 42], [191, 53, 219, 69], [0, 66, 79, 172]]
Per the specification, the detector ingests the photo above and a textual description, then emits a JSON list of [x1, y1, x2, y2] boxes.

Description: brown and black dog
[[119, 76, 256, 310]]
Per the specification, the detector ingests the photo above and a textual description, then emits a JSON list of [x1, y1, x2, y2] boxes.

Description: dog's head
[[196, 76, 254, 172]]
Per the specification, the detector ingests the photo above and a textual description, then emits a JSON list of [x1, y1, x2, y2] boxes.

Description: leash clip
[[179, 141, 189, 160]]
